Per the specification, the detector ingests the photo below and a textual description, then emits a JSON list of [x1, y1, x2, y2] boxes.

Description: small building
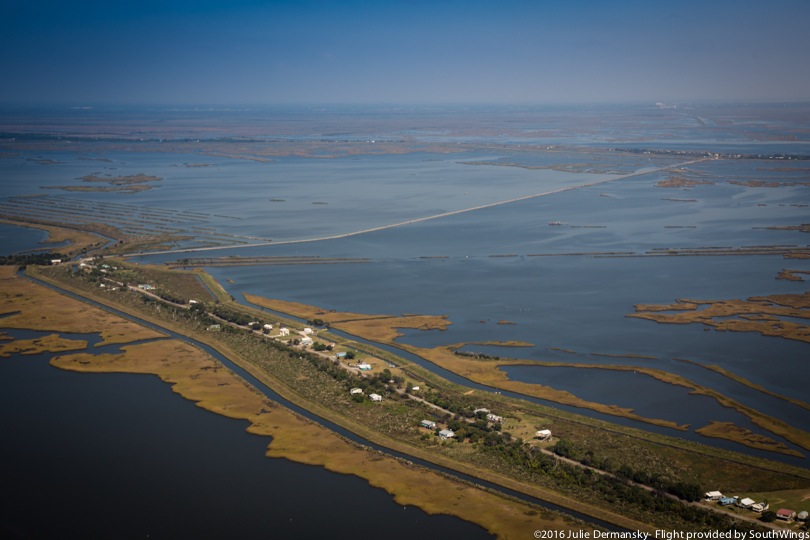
[[535, 429, 552, 441], [350, 388, 363, 395], [207, 324, 221, 331], [486, 413, 503, 423], [438, 429, 455, 440], [335, 352, 347, 359], [776, 509, 797, 522], [738, 498, 756, 509], [263, 324, 273, 331], [357, 363, 372, 371], [797, 511, 808, 521], [751, 502, 769, 513], [473, 408, 490, 415], [420, 420, 437, 429], [411, 386, 420, 392], [300, 336, 313, 346], [138, 284, 155, 290], [369, 393, 382, 402], [719, 497, 738, 506], [279, 328, 290, 336], [303, 327, 313, 335], [189, 300, 198, 305], [704, 491, 723, 501], [50, 259, 62, 265]]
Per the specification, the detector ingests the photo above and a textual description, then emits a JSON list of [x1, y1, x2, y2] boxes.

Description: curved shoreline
[[15, 264, 810, 532], [7, 266, 636, 535]]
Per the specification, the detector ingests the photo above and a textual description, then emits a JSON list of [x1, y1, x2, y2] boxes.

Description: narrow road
[[73, 270, 780, 531]]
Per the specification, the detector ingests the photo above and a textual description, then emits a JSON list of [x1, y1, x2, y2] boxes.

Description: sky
[[2, 0, 810, 106]]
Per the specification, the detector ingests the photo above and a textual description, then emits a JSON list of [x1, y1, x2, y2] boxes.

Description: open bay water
[[206, 247, 810, 457], [0, 149, 619, 248], [0, 334, 492, 539], [3, 104, 809, 476], [0, 222, 50, 254], [185, 157, 810, 461]]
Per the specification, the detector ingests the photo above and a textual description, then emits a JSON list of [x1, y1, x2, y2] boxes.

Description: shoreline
[[2, 265, 609, 536], [244, 293, 810, 455], [15, 262, 810, 532]]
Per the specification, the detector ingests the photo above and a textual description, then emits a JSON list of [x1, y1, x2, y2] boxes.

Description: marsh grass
[[24, 265, 810, 532], [0, 218, 106, 258], [241, 291, 810, 451], [9, 266, 584, 537], [51, 341, 581, 539], [0, 333, 87, 357], [0, 266, 166, 345]]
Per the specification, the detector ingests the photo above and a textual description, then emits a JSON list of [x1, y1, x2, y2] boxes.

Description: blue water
[[0, 222, 50, 254], [4, 104, 809, 467], [0, 336, 492, 539]]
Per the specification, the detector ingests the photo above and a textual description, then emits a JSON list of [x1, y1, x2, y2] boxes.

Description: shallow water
[[4, 104, 809, 465]]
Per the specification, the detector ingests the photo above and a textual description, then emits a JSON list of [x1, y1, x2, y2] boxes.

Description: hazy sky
[[2, 0, 809, 105]]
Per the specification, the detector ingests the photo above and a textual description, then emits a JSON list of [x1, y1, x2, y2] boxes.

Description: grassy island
[[7, 260, 810, 535], [1, 265, 588, 538]]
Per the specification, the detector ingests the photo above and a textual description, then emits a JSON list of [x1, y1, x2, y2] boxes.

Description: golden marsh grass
[[51, 342, 584, 538], [0, 266, 166, 345], [5, 267, 586, 537]]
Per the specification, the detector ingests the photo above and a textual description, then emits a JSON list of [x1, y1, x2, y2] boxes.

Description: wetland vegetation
[[3, 104, 810, 536], [7, 257, 806, 534]]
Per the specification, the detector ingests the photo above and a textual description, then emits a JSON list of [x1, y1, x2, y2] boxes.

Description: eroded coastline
[[0, 265, 585, 538], [243, 293, 810, 456]]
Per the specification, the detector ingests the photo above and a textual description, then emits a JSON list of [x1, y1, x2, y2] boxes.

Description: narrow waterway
[[0, 337, 493, 539], [19, 272, 627, 532]]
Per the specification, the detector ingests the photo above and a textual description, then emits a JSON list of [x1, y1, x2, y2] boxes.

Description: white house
[[279, 328, 290, 336], [411, 386, 420, 392], [752, 502, 769, 513], [738, 498, 756, 509], [486, 413, 503, 423], [420, 420, 436, 429], [535, 429, 552, 441], [300, 336, 313, 346], [369, 393, 382, 402], [303, 327, 313, 335], [350, 388, 363, 395], [439, 429, 455, 440], [357, 363, 372, 371], [704, 491, 723, 501], [263, 324, 273, 331]]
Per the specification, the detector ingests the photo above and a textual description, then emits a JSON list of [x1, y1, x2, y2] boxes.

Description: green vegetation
[[0, 252, 63, 266], [26, 263, 810, 533]]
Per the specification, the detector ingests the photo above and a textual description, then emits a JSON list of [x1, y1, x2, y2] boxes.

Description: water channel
[[2, 272, 629, 536]]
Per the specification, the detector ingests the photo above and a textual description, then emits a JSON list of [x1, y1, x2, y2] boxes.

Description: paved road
[[111, 275, 782, 531]]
